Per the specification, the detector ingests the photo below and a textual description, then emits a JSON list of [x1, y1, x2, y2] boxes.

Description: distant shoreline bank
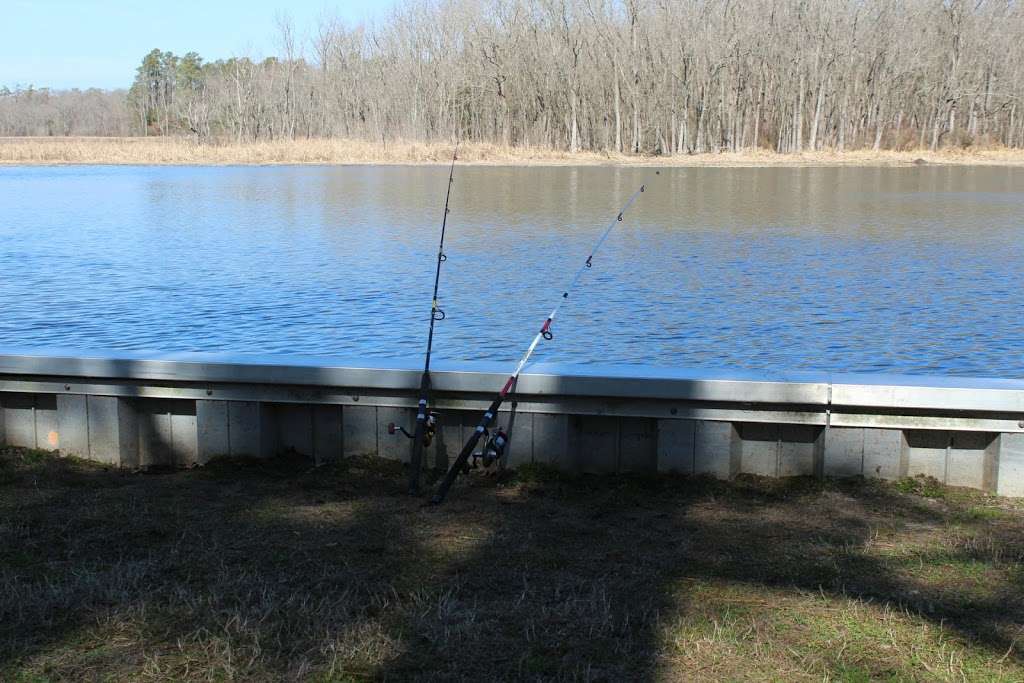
[[3, 136, 1024, 168]]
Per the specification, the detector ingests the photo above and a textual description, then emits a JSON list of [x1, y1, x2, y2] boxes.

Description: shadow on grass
[[379, 470, 1024, 680], [1, 448, 1022, 680], [0, 449, 434, 679]]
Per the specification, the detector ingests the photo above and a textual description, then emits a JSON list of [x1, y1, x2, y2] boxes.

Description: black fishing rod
[[394, 146, 458, 495], [430, 179, 652, 505]]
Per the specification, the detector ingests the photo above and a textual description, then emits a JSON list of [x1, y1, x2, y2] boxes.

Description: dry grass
[[4, 136, 1024, 167], [2, 447, 1023, 681]]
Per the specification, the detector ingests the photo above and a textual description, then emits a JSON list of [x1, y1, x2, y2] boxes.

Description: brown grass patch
[[1, 447, 1022, 681], [4, 136, 1024, 167]]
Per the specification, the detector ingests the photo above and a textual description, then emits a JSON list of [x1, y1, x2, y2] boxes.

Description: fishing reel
[[388, 411, 440, 447], [470, 427, 509, 469]]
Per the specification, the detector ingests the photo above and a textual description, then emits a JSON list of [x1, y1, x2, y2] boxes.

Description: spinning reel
[[388, 411, 440, 447], [469, 426, 508, 469]]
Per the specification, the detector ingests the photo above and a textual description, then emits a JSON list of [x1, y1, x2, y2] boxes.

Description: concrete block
[[779, 424, 819, 477], [576, 415, 618, 473], [171, 411, 198, 465], [996, 433, 1024, 497], [533, 413, 572, 469], [983, 436, 1000, 493], [905, 430, 948, 481], [863, 428, 903, 480], [378, 406, 414, 461], [277, 404, 313, 456], [228, 401, 265, 458], [619, 418, 657, 473], [128, 399, 196, 467], [823, 427, 863, 477], [342, 404, 377, 457], [739, 423, 779, 477], [259, 404, 277, 458], [497, 407, 532, 467], [87, 396, 138, 467], [694, 420, 739, 479], [657, 419, 695, 474], [312, 405, 343, 464], [138, 406, 173, 467], [4, 393, 37, 448], [35, 395, 58, 451], [946, 432, 993, 490], [432, 409, 474, 471], [57, 394, 89, 458], [196, 400, 229, 464]]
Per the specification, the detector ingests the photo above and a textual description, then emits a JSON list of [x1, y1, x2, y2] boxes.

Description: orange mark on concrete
[[47, 430, 59, 448]]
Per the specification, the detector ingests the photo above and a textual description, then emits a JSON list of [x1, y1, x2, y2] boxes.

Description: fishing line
[[430, 178, 653, 505], [388, 145, 458, 495]]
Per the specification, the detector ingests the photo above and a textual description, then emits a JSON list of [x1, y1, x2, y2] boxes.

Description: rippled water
[[0, 164, 1021, 377]]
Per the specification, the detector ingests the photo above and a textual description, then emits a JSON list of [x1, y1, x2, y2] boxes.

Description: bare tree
[[6, 0, 1024, 152]]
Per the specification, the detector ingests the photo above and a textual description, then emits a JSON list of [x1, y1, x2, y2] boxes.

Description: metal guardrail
[[1, 349, 1022, 413], [0, 350, 1022, 496]]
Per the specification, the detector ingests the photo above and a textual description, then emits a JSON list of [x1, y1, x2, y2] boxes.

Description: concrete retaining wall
[[1, 352, 1022, 496]]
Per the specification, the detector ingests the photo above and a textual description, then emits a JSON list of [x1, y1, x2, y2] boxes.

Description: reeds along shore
[[3, 136, 1024, 167]]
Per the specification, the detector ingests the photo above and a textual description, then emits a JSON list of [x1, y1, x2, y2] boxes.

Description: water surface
[[0, 164, 1021, 377]]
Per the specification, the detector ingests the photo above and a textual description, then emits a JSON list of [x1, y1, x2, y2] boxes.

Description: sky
[[1, 0, 395, 90]]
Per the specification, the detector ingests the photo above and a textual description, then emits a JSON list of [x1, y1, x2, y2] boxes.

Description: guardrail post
[[780, 424, 820, 477], [378, 406, 413, 461], [498, 407, 532, 467], [824, 427, 903, 480], [577, 415, 618, 473], [823, 427, 864, 477], [738, 423, 781, 477], [944, 432, 996, 490], [313, 405, 343, 464], [533, 414, 572, 470], [136, 399, 198, 467], [863, 429, 903, 480], [276, 404, 313, 458], [618, 417, 658, 472], [657, 419, 696, 474], [86, 396, 138, 467], [56, 394, 89, 458], [197, 400, 229, 464], [3, 393, 39, 449], [226, 401, 272, 458], [905, 430, 950, 481], [342, 404, 378, 458], [694, 420, 740, 479], [995, 433, 1024, 497]]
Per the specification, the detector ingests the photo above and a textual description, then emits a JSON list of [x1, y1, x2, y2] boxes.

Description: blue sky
[[1, 0, 394, 90]]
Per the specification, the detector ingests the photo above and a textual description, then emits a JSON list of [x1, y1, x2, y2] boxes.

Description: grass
[[1, 446, 1023, 681], [4, 136, 1024, 167]]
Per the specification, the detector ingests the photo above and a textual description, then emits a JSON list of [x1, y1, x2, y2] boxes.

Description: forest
[[2, 0, 1023, 154]]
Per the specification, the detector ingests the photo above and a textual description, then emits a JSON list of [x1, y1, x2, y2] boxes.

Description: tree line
[[4, 0, 1024, 153], [0, 86, 132, 136]]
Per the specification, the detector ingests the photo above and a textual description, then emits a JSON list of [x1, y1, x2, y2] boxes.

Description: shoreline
[[3, 136, 1024, 167]]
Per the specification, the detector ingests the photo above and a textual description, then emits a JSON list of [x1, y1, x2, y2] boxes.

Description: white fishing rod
[[430, 178, 653, 504]]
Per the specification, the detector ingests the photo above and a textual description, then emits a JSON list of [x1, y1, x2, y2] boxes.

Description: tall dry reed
[[3, 136, 1024, 166]]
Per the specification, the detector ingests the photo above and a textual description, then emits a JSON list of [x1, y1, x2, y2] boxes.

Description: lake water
[[0, 164, 1021, 377]]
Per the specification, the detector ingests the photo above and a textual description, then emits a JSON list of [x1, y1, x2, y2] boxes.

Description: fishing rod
[[430, 178, 653, 505], [389, 146, 458, 495]]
